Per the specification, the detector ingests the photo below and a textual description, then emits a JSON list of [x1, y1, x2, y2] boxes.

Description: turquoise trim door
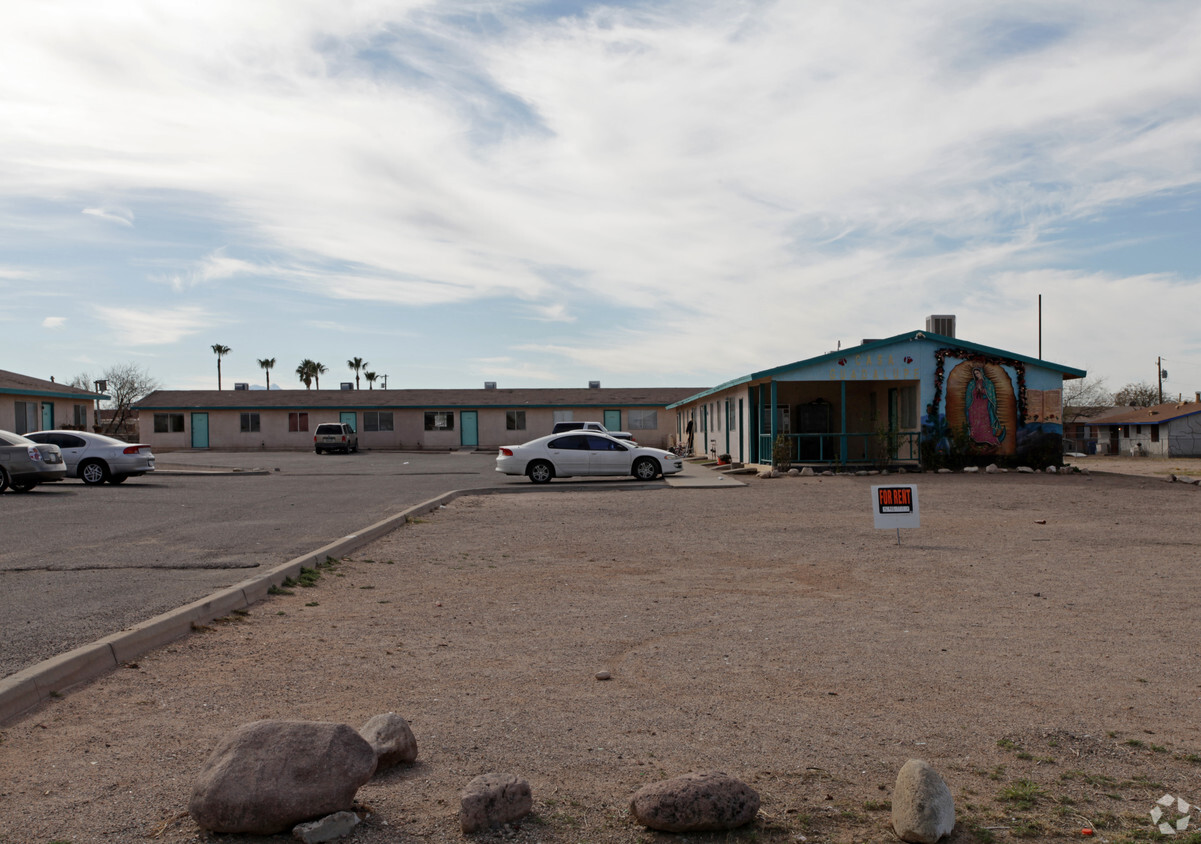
[[340, 411, 357, 432], [603, 409, 621, 431], [191, 413, 209, 448], [461, 411, 478, 447], [41, 402, 54, 430]]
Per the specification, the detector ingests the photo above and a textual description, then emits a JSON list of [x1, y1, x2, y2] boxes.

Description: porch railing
[[758, 431, 921, 466]]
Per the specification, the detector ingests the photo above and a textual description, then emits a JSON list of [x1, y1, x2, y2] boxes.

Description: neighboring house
[[134, 386, 701, 451], [669, 318, 1085, 468], [0, 369, 105, 434], [1086, 395, 1201, 457]]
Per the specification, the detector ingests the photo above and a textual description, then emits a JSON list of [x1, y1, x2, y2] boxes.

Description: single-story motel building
[[8, 320, 1094, 468], [0, 369, 104, 434]]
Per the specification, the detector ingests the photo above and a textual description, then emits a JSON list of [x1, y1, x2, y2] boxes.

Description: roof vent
[[340, 382, 354, 390], [925, 315, 956, 337], [484, 382, 497, 390], [588, 381, 601, 389], [234, 382, 249, 390]]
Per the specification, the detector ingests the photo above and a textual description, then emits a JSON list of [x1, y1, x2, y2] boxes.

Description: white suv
[[314, 422, 358, 454]]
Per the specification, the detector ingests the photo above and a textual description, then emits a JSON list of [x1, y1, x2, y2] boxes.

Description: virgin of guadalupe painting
[[943, 361, 1018, 456]]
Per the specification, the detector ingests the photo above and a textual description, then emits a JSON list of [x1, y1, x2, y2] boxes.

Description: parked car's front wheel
[[0, 467, 8, 493], [633, 457, 659, 481], [527, 460, 554, 484], [80, 459, 110, 485]]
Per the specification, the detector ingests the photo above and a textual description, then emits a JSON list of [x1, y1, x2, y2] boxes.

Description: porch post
[[770, 380, 778, 466], [839, 381, 848, 464]]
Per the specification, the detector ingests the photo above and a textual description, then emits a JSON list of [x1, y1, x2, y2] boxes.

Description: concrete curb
[[0, 486, 520, 726]]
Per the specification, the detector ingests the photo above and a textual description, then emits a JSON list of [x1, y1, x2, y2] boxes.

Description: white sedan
[[496, 432, 683, 484], [25, 430, 156, 485]]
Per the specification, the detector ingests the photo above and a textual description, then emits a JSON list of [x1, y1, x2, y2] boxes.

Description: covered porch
[[747, 377, 921, 468]]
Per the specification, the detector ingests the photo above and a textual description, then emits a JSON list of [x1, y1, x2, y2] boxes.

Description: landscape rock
[[292, 810, 361, 843], [1017, 466, 1035, 473], [985, 464, 999, 473], [189, 720, 377, 835], [359, 712, 418, 769], [799, 467, 815, 476], [787, 468, 799, 476], [630, 770, 760, 832], [460, 772, 532, 833], [891, 759, 955, 843], [963, 466, 979, 473], [937, 468, 952, 474], [1046, 465, 1058, 473]]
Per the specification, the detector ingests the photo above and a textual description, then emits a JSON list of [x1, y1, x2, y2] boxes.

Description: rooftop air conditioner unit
[[484, 382, 497, 390], [925, 314, 956, 337], [340, 382, 354, 390], [234, 382, 249, 390], [588, 381, 601, 389]]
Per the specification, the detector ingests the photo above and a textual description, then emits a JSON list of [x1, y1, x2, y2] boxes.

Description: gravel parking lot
[[2, 458, 1199, 843]]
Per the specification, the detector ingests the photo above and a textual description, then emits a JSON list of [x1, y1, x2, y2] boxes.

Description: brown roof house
[[1087, 394, 1201, 457], [0, 369, 105, 435]]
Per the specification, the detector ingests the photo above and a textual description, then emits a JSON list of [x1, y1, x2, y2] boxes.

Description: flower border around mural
[[931, 348, 1027, 422]]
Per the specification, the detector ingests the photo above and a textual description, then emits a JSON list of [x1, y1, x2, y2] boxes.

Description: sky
[[2, 0, 1200, 397]]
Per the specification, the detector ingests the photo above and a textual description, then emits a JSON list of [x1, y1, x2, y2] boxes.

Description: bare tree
[[211, 344, 231, 390], [1114, 381, 1161, 407], [1062, 376, 1112, 425], [97, 363, 161, 435]]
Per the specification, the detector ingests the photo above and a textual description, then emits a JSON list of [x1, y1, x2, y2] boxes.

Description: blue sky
[[3, 0, 1201, 397]]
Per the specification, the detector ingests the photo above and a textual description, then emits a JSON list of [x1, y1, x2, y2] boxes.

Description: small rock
[[1035, 519, 1046, 525], [800, 467, 815, 476], [1017, 466, 1035, 473], [787, 468, 799, 476], [595, 671, 612, 681], [985, 464, 999, 473], [1046, 465, 1058, 473], [963, 466, 979, 473], [630, 770, 759, 832], [460, 773, 532, 833], [937, 468, 952, 474], [292, 811, 361, 843], [359, 713, 418, 769], [891, 759, 954, 843]]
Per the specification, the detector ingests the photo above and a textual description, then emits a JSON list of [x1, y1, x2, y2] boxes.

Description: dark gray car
[[0, 429, 67, 492]]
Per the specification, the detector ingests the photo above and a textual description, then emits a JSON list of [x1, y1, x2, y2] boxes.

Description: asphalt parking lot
[[0, 450, 506, 679]]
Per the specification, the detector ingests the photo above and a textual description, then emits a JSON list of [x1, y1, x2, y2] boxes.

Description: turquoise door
[[191, 413, 209, 448], [41, 402, 54, 430], [461, 411, 478, 447], [604, 409, 621, 431], [340, 411, 357, 432]]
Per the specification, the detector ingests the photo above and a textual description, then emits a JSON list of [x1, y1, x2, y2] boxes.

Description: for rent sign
[[872, 484, 920, 530]]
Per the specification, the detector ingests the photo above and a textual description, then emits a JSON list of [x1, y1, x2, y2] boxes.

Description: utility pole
[[1157, 357, 1164, 404]]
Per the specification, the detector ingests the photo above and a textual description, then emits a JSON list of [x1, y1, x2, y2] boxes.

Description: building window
[[1135, 424, 1142, 435], [365, 412, 394, 432], [424, 411, 454, 431], [727, 401, 737, 429], [1151, 426, 1160, 443], [553, 410, 573, 423], [240, 412, 260, 433], [629, 410, 658, 430], [900, 385, 918, 428], [73, 404, 88, 428], [153, 413, 185, 433], [13, 401, 37, 435], [506, 410, 526, 430], [288, 412, 309, 432]]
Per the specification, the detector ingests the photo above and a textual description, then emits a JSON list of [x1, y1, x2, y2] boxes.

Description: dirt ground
[[2, 458, 1200, 844]]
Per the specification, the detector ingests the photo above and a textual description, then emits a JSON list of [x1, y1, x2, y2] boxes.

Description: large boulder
[[359, 712, 418, 769], [460, 772, 532, 833], [891, 759, 955, 843], [630, 770, 759, 832], [188, 720, 377, 834]]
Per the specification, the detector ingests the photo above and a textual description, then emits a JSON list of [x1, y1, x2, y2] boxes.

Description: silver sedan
[[0, 429, 67, 492], [496, 432, 683, 484], [26, 430, 156, 485]]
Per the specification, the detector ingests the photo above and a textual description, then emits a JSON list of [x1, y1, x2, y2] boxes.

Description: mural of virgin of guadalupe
[[966, 366, 1005, 446], [943, 361, 1018, 456]]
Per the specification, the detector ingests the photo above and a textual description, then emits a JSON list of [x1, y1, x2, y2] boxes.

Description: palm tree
[[364, 371, 377, 390], [296, 358, 315, 390], [257, 357, 276, 391], [211, 344, 231, 390], [347, 357, 368, 390], [313, 361, 328, 390]]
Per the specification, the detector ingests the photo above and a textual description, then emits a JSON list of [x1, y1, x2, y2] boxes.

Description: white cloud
[[82, 205, 134, 226], [95, 305, 215, 346], [42, 316, 66, 328], [162, 249, 261, 292]]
